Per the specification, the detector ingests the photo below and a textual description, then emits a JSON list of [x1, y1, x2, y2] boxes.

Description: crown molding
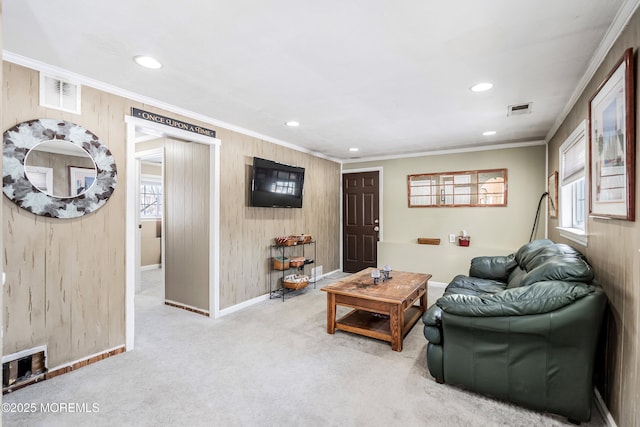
[[545, 0, 640, 142], [341, 140, 546, 164], [2, 51, 341, 164]]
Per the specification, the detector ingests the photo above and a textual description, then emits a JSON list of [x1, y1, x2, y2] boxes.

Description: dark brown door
[[343, 171, 380, 273]]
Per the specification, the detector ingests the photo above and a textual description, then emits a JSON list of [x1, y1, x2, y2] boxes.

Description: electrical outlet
[[449, 234, 456, 243]]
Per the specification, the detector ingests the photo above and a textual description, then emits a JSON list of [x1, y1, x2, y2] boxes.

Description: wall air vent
[[40, 73, 81, 114], [507, 102, 532, 116], [2, 346, 48, 393]]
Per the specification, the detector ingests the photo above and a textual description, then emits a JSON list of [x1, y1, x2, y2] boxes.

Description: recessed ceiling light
[[482, 130, 497, 136], [285, 121, 300, 127], [471, 82, 493, 92], [134, 55, 162, 69], [349, 148, 359, 152]]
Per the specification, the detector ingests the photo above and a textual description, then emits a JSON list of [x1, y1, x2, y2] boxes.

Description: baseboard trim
[[218, 269, 343, 317], [429, 281, 447, 290], [319, 269, 342, 278], [219, 293, 271, 317], [594, 387, 617, 427], [46, 345, 126, 380], [165, 300, 210, 317]]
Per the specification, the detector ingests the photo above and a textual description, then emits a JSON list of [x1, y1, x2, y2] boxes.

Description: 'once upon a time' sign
[[131, 108, 216, 138]]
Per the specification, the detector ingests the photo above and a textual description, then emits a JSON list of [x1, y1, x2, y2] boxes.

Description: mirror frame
[[3, 118, 117, 218], [407, 168, 507, 207]]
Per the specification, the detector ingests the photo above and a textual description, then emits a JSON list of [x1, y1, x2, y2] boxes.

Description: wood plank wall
[[1, 4, 4, 374], [2, 61, 342, 370], [547, 9, 640, 426], [164, 138, 210, 310], [217, 128, 341, 309], [2, 62, 128, 368]]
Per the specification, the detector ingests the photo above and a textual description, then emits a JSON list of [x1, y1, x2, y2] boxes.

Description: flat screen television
[[250, 157, 305, 208]]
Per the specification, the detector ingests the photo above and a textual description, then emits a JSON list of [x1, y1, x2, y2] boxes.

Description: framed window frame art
[[69, 166, 97, 196], [588, 47, 635, 221], [548, 171, 558, 218]]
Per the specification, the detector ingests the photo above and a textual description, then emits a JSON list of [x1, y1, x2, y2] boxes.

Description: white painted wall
[[344, 144, 546, 282]]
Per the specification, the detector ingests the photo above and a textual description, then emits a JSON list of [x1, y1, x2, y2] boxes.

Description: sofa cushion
[[445, 274, 507, 296], [436, 281, 595, 317], [515, 239, 557, 270], [520, 255, 594, 286], [511, 240, 594, 287], [507, 266, 526, 289], [469, 254, 517, 282]]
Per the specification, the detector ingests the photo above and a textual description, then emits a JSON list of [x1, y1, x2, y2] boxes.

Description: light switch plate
[[449, 234, 456, 243]]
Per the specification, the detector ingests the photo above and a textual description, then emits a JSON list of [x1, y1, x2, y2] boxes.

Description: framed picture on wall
[[548, 171, 558, 218], [588, 47, 635, 221], [69, 166, 97, 196]]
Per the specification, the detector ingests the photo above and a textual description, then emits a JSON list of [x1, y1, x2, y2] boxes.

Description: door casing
[[125, 116, 221, 351]]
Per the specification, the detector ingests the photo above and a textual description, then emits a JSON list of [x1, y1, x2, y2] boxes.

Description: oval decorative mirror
[[3, 119, 117, 218]]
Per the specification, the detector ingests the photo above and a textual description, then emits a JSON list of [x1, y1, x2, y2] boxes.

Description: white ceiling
[[2, 0, 633, 161]]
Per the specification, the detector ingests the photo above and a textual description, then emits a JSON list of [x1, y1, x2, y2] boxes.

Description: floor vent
[[40, 73, 82, 114], [2, 347, 47, 394], [507, 102, 533, 116]]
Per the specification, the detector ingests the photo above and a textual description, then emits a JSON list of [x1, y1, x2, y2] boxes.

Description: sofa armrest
[[422, 304, 443, 344], [469, 254, 516, 282], [436, 281, 594, 317], [439, 287, 607, 422]]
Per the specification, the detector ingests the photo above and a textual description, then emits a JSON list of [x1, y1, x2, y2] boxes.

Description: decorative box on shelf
[[289, 256, 305, 267], [272, 256, 290, 270], [283, 274, 310, 290], [296, 234, 313, 244], [275, 236, 298, 246], [274, 234, 314, 246]]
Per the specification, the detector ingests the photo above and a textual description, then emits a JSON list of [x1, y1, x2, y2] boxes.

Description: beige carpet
[[3, 271, 605, 426]]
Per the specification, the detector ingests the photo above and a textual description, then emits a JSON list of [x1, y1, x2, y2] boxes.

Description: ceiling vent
[[507, 102, 532, 116], [39, 73, 81, 114]]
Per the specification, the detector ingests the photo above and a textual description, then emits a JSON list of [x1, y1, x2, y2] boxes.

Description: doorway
[[136, 146, 165, 300], [342, 170, 381, 273], [125, 116, 221, 351]]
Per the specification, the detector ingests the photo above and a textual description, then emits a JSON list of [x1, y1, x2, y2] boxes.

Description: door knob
[[373, 226, 380, 232]]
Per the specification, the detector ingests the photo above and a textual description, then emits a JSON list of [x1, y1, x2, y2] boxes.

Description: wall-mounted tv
[[250, 157, 305, 208]]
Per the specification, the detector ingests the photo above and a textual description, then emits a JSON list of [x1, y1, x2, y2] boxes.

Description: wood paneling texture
[[217, 128, 341, 309], [164, 138, 210, 310], [2, 63, 128, 368], [141, 220, 161, 266], [547, 10, 640, 426], [2, 61, 341, 372], [1, 6, 4, 373]]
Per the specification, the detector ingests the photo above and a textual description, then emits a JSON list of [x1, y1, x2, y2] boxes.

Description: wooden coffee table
[[321, 268, 431, 351]]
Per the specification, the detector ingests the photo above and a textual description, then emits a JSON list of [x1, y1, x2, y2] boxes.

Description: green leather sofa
[[422, 239, 607, 423]]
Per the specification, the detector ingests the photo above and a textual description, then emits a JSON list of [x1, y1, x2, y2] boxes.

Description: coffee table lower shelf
[[335, 306, 423, 344]]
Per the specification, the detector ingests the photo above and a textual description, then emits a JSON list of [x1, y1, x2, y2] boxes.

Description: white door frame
[[125, 116, 221, 351]]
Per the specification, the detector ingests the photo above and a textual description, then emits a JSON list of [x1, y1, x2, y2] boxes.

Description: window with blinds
[[558, 120, 587, 245]]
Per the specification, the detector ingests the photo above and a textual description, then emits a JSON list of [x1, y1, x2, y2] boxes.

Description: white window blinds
[[562, 135, 585, 184]]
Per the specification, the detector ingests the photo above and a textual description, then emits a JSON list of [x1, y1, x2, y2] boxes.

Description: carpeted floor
[[3, 270, 605, 426]]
